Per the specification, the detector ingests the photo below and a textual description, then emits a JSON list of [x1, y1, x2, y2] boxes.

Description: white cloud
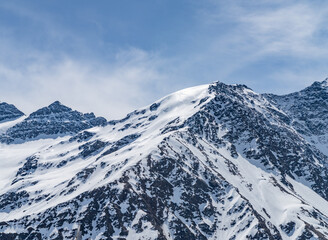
[[201, 1, 328, 56], [239, 3, 328, 56], [0, 3, 192, 119], [0, 48, 173, 119], [194, 1, 328, 89], [1, 0, 328, 116]]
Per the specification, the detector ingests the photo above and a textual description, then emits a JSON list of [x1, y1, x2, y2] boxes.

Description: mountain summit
[[0, 101, 107, 143], [0, 101, 24, 123], [0, 81, 328, 239]]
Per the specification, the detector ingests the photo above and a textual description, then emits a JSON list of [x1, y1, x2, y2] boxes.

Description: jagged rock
[[0, 81, 328, 239], [0, 101, 107, 143], [0, 102, 24, 123]]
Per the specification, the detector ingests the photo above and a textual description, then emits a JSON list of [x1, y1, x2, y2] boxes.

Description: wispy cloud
[[0, 2, 191, 119], [0, 48, 172, 119], [239, 3, 328, 56], [194, 0, 328, 92], [201, 1, 328, 56], [1, 0, 328, 117]]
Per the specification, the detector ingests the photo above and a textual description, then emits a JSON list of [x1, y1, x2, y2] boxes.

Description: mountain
[[0, 81, 328, 239], [0, 101, 107, 143], [265, 79, 328, 156], [0, 102, 24, 123]]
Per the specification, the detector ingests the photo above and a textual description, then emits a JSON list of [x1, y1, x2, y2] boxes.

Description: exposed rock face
[[266, 79, 328, 136], [0, 81, 328, 239], [0, 101, 107, 143], [0, 102, 24, 123], [265, 79, 328, 157]]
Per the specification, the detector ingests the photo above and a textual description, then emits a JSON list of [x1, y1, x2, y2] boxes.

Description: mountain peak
[[211, 80, 252, 90], [309, 78, 328, 90], [322, 77, 328, 87], [40, 101, 72, 113], [209, 81, 254, 97], [49, 100, 63, 107], [0, 102, 24, 123], [0, 101, 107, 143]]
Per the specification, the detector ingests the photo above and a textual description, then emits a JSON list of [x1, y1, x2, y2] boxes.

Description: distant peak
[[47, 101, 71, 111], [309, 78, 328, 89], [28, 101, 72, 118], [0, 102, 24, 123], [49, 101, 64, 107]]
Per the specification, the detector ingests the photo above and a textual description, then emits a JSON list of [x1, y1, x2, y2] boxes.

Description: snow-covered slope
[[0, 81, 328, 239]]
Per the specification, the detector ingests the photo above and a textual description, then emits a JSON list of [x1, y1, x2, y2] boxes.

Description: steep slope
[[0, 82, 328, 239], [0, 101, 107, 143], [265, 79, 328, 156]]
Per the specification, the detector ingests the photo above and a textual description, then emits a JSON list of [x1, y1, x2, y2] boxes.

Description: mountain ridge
[[0, 80, 328, 239], [0, 101, 24, 123], [0, 100, 107, 144]]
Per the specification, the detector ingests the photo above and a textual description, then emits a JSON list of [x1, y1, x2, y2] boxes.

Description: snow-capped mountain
[[0, 102, 24, 123], [0, 101, 107, 144], [0, 81, 328, 240]]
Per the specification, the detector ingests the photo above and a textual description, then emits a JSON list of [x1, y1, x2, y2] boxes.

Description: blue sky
[[0, 0, 328, 118]]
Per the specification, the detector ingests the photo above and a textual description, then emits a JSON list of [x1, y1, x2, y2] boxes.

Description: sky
[[0, 0, 328, 119]]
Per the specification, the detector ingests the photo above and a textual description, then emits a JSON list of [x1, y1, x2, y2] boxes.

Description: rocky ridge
[[0, 81, 327, 239], [0, 102, 24, 123], [0, 101, 107, 143]]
